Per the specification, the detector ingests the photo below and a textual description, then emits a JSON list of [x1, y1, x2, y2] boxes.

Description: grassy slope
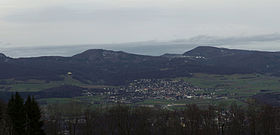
[[0, 75, 90, 92], [180, 73, 280, 95]]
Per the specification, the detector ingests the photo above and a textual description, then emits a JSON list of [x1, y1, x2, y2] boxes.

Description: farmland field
[[1, 73, 280, 108]]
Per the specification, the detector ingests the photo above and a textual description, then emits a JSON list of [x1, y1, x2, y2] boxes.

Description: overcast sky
[[1, 0, 280, 52]]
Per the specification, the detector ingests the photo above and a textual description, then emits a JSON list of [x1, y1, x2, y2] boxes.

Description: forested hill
[[1, 46, 280, 85], [183, 46, 280, 74]]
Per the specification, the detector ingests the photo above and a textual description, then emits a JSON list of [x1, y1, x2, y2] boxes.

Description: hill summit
[[183, 46, 263, 58]]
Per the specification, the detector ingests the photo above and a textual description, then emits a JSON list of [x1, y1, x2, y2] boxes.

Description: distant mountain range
[[1, 46, 280, 85]]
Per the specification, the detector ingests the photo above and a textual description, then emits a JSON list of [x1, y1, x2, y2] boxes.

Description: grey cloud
[[2, 6, 167, 23], [214, 33, 280, 45], [0, 40, 11, 47], [1, 0, 280, 48], [121, 33, 280, 55], [177, 33, 280, 46]]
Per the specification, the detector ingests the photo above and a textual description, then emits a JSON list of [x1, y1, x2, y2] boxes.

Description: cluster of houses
[[82, 79, 221, 104]]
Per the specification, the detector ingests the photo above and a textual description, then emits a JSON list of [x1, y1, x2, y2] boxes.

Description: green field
[[1, 73, 280, 108], [178, 73, 280, 96], [0, 75, 95, 92]]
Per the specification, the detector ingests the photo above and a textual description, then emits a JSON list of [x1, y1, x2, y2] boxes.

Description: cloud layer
[[0, 0, 280, 47]]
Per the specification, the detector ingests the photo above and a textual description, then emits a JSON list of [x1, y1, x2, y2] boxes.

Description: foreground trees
[[25, 96, 45, 135], [8, 92, 26, 135], [1, 94, 280, 135], [0, 99, 8, 134], [44, 102, 280, 135], [1, 92, 45, 135]]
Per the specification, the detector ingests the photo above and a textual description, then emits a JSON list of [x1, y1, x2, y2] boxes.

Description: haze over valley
[[2, 33, 280, 58]]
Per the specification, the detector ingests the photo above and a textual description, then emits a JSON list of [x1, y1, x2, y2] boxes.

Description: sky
[[1, 0, 280, 56]]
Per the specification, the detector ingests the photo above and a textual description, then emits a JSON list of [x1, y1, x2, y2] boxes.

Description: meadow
[[1, 73, 280, 108]]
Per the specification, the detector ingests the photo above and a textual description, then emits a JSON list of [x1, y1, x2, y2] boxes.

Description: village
[[83, 79, 220, 104]]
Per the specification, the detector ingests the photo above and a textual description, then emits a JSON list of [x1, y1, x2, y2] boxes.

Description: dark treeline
[[44, 102, 280, 135], [0, 92, 45, 135], [1, 94, 280, 135]]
